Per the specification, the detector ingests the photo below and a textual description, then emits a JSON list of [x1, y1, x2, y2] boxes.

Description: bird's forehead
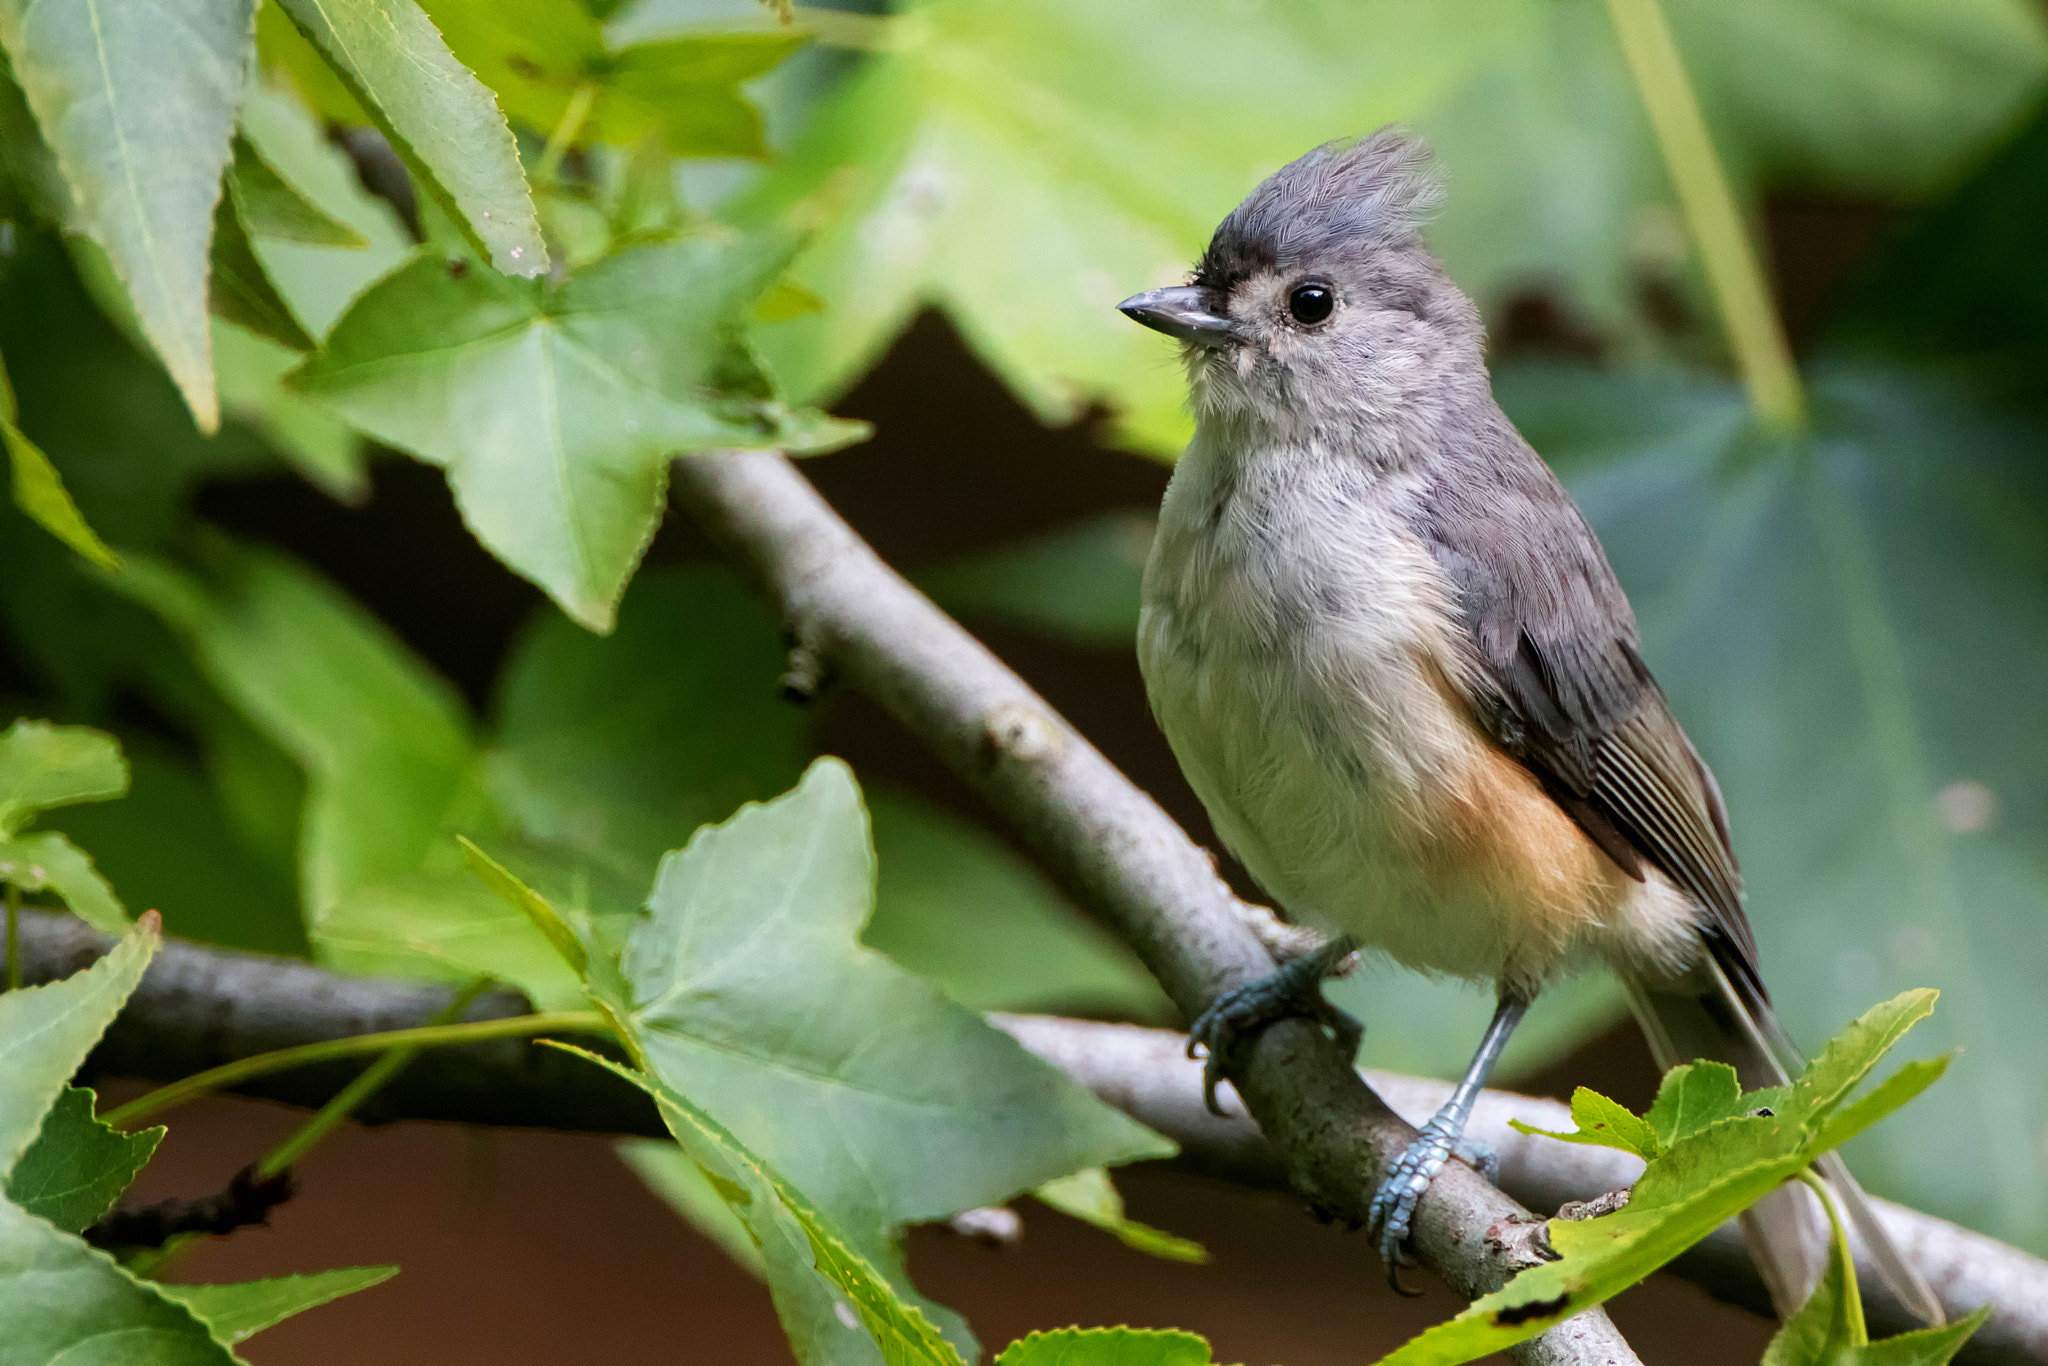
[[1193, 130, 1439, 293]]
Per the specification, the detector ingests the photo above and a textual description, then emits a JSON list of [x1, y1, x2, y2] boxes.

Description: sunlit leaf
[[291, 234, 861, 630], [0, 830, 127, 934], [5, 1088, 163, 1234], [0, 720, 127, 837], [0, 1199, 237, 1366], [159, 1266, 399, 1345], [209, 187, 317, 353], [743, 0, 2046, 455], [556, 1043, 965, 1366], [610, 760, 1173, 1350], [1032, 1168, 1207, 1264], [0, 916, 155, 1179], [1511, 1086, 1662, 1160], [997, 1328, 1215, 1366], [424, 0, 803, 158], [228, 132, 367, 249], [0, 0, 257, 431], [1374, 992, 1944, 1363], [270, 0, 548, 276]]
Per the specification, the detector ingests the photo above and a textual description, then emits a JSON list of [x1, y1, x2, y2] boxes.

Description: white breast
[[1137, 431, 1694, 987]]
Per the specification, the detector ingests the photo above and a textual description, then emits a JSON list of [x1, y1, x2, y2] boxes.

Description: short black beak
[[1117, 286, 1238, 348]]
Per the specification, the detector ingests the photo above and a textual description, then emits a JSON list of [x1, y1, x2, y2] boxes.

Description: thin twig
[[257, 977, 497, 1178], [101, 1011, 609, 1128]]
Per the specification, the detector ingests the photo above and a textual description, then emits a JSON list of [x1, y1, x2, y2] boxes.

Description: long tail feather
[[1622, 959, 1944, 1325]]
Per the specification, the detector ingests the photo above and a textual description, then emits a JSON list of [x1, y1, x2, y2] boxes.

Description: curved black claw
[[1365, 1120, 1459, 1292], [1186, 936, 1361, 1117]]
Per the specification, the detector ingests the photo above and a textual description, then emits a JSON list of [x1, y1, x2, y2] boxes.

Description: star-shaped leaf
[[291, 234, 865, 630]]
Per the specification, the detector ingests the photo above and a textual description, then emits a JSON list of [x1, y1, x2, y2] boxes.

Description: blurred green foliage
[[0, 0, 2045, 1354]]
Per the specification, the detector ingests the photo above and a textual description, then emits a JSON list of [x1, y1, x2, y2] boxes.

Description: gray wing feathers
[[1416, 418, 1764, 997]]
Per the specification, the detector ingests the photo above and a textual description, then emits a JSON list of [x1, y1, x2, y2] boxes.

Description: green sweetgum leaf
[[742, 0, 2046, 456], [290, 233, 863, 630], [556, 1043, 965, 1366], [996, 1328, 1215, 1366], [117, 542, 474, 922], [1644, 1062, 1768, 1150], [234, 81, 414, 339], [0, 830, 127, 934], [0, 719, 130, 931], [488, 565, 809, 883], [158, 1267, 399, 1345], [1503, 356, 2048, 1248], [611, 760, 1172, 1309], [39, 728, 310, 958], [227, 132, 366, 249], [1761, 1235, 1989, 1366], [111, 542, 601, 999], [209, 186, 317, 353], [0, 719, 127, 836], [0, 916, 156, 1179], [1, 349, 119, 570], [5, 1088, 163, 1234], [0, 0, 257, 432], [214, 321, 366, 503], [0, 1199, 238, 1366], [1512, 1086, 1662, 1160], [1032, 1167, 1207, 1264], [1373, 991, 1944, 1364], [424, 0, 804, 158], [269, 0, 546, 277], [3, 412, 117, 571]]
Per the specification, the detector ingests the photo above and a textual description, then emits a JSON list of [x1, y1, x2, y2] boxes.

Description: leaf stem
[[534, 84, 599, 184], [1602, 0, 1806, 429], [101, 1010, 610, 1129], [255, 977, 496, 1178], [1796, 1167, 1868, 1346]]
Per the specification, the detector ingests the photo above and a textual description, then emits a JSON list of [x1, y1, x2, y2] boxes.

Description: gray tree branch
[[6, 912, 2042, 1362]]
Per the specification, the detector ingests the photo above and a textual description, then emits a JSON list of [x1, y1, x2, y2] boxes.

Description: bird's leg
[[1186, 929, 1361, 1117], [1366, 989, 1532, 1290]]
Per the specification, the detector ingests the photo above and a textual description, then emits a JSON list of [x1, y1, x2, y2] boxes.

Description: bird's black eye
[[1288, 283, 1334, 325]]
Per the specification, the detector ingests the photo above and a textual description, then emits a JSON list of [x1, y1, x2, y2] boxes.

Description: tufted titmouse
[[1119, 129, 1940, 1322]]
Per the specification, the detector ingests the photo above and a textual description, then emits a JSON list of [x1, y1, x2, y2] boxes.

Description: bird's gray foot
[[1365, 1113, 1464, 1292], [1186, 935, 1361, 1116]]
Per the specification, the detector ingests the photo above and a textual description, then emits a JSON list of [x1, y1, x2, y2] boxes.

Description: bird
[[1117, 127, 1941, 1322]]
